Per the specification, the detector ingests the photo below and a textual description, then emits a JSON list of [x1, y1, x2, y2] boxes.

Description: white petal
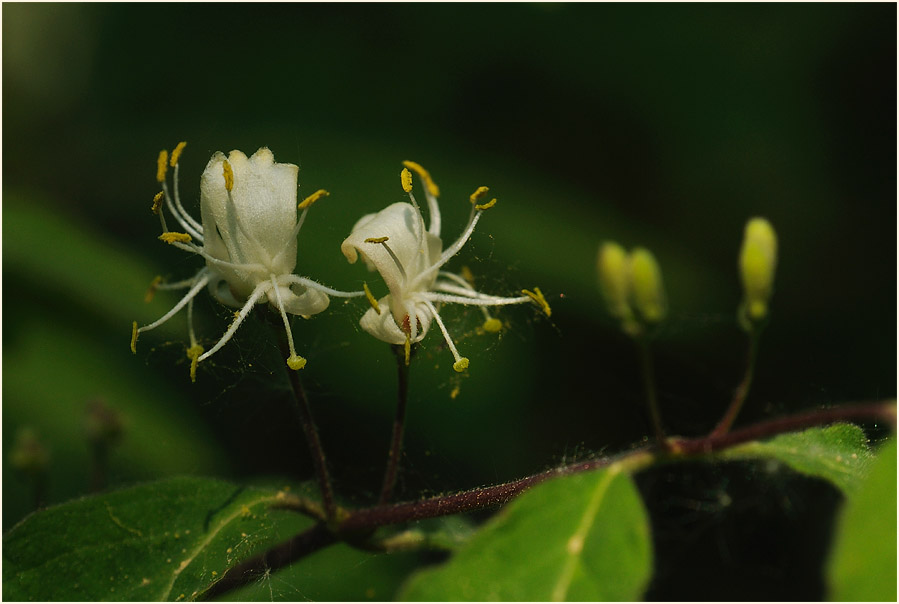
[[276, 282, 330, 317], [200, 148, 299, 281], [358, 295, 432, 345], [341, 202, 442, 299]]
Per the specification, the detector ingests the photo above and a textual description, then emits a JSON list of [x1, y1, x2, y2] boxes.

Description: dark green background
[[3, 3, 895, 599]]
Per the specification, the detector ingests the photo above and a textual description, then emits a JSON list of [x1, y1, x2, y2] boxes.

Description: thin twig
[[379, 345, 411, 505], [711, 328, 761, 436], [340, 400, 895, 531], [637, 336, 666, 445], [206, 400, 895, 599], [275, 326, 336, 520]]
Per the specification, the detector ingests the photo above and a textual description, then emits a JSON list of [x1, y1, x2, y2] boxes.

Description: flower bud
[[597, 242, 632, 321], [629, 247, 667, 324], [9, 428, 50, 476], [739, 217, 777, 322]]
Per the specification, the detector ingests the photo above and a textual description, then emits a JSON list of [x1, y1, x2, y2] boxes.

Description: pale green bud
[[629, 247, 667, 323], [739, 217, 778, 322], [597, 241, 632, 320]]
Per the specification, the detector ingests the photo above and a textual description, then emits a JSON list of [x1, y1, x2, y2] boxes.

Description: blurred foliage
[[826, 439, 897, 601], [2, 3, 895, 599]]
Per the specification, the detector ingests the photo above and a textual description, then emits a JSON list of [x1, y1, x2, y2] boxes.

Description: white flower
[[131, 143, 360, 380], [341, 161, 551, 372]]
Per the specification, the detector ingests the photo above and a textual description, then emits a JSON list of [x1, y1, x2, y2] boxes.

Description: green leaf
[[720, 423, 873, 493], [2, 477, 318, 601], [827, 439, 897, 601], [399, 465, 653, 601]]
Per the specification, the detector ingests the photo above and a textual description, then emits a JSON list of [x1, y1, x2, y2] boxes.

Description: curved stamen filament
[[413, 210, 486, 290], [137, 271, 211, 334], [269, 274, 305, 370], [424, 291, 531, 307], [166, 240, 268, 274], [437, 271, 499, 326], [421, 299, 468, 372], [196, 281, 269, 363], [278, 274, 364, 298], [169, 161, 204, 239], [402, 161, 441, 236]]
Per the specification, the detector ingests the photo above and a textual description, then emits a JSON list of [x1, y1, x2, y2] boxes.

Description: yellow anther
[[156, 150, 169, 183], [474, 198, 497, 211], [522, 287, 552, 317], [401, 168, 413, 193], [365, 236, 390, 244], [130, 321, 139, 354], [169, 141, 187, 167], [482, 318, 503, 333], [404, 335, 411, 366], [144, 276, 163, 303], [469, 186, 490, 204], [453, 357, 470, 373], [222, 160, 234, 192], [363, 282, 381, 314], [402, 160, 440, 197], [151, 191, 165, 214], [298, 189, 330, 209], [287, 355, 307, 370], [186, 345, 204, 383], [158, 232, 192, 244]]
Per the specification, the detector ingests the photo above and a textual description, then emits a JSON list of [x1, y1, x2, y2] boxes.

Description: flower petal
[[200, 148, 299, 280], [341, 202, 442, 299], [277, 283, 330, 317], [358, 295, 432, 345]]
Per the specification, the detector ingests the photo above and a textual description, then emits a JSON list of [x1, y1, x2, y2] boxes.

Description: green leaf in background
[[826, 439, 897, 601], [719, 423, 873, 494], [2, 477, 317, 601], [399, 465, 652, 601]]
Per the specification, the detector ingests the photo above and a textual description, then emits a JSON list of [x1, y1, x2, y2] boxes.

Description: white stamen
[[424, 291, 531, 307], [197, 281, 270, 362], [421, 299, 462, 363], [412, 210, 484, 289], [162, 182, 204, 242], [279, 274, 364, 298], [138, 271, 211, 333], [269, 274, 300, 360], [170, 163, 204, 238]]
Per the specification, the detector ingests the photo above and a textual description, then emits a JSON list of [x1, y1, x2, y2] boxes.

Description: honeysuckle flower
[[131, 143, 361, 380], [341, 161, 551, 372]]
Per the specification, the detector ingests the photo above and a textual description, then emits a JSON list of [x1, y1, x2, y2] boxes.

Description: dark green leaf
[[827, 439, 897, 601], [399, 465, 652, 601], [720, 423, 873, 493], [2, 477, 318, 601]]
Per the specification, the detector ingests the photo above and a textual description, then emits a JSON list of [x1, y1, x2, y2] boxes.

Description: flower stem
[[274, 325, 336, 520], [636, 336, 666, 445], [379, 344, 412, 505], [711, 327, 761, 437]]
